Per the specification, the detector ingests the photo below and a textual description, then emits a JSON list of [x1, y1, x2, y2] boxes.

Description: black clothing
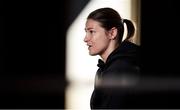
[[90, 41, 140, 109]]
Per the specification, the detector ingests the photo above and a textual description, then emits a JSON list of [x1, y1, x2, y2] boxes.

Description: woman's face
[[84, 19, 111, 56]]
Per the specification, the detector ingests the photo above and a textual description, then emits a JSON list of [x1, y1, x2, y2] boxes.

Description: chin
[[89, 52, 98, 56]]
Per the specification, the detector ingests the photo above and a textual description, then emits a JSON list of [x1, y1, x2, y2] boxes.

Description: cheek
[[90, 33, 109, 54], [93, 38, 109, 52], [97, 36, 109, 47], [94, 34, 109, 44]]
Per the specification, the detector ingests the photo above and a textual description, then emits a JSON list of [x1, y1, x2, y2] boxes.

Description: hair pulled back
[[87, 7, 135, 43]]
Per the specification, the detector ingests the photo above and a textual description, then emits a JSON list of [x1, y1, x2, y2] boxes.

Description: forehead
[[85, 19, 102, 29]]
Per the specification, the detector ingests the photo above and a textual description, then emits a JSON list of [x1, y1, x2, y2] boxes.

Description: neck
[[100, 41, 119, 63]]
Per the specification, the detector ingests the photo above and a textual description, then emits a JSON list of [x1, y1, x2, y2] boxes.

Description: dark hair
[[87, 7, 135, 43]]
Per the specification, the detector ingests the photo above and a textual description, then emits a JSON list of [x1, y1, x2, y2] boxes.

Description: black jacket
[[90, 41, 140, 109]]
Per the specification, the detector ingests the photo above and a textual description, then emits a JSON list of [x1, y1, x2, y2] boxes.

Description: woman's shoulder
[[107, 58, 139, 72], [104, 52, 140, 76]]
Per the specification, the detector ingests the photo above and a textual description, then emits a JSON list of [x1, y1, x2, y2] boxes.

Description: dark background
[[1, 0, 66, 108], [1, 0, 180, 109], [141, 0, 180, 76], [1, 0, 89, 109], [140, 0, 180, 108]]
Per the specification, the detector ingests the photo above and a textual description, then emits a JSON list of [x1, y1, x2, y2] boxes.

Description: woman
[[84, 7, 140, 109]]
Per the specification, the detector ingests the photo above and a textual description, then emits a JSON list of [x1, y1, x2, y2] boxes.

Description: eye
[[89, 30, 95, 34], [89, 30, 93, 33]]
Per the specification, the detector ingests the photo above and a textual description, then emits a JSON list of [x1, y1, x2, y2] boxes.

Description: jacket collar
[[97, 41, 139, 69]]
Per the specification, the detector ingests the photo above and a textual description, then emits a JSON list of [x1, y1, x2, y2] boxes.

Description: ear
[[108, 27, 118, 40]]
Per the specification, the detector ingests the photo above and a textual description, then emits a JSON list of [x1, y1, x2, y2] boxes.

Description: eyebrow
[[85, 27, 94, 31]]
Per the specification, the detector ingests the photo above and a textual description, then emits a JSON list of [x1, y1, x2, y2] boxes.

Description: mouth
[[87, 43, 92, 47], [88, 45, 92, 50]]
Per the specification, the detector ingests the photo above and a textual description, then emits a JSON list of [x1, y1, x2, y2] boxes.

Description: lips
[[87, 43, 92, 47], [86, 42, 92, 50], [88, 45, 92, 50], [87, 44, 92, 50]]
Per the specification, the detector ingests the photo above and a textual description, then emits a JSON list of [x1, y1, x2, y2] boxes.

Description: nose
[[84, 34, 90, 42]]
